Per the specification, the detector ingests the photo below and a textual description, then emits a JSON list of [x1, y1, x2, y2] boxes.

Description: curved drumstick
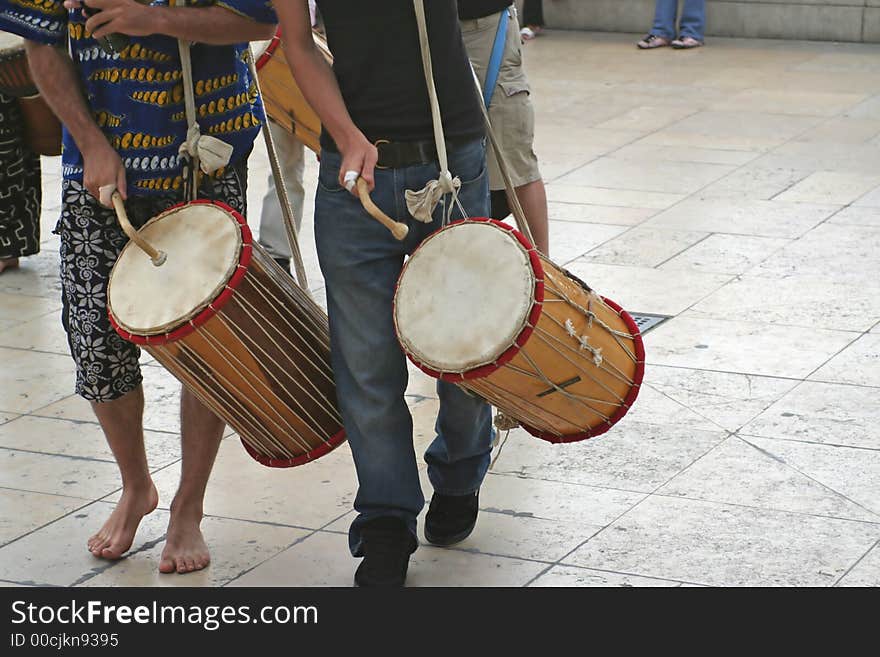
[[109, 191, 167, 266], [354, 178, 409, 241]]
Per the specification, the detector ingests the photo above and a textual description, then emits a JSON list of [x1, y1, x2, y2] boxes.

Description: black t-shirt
[[316, 0, 483, 146], [457, 0, 512, 20]]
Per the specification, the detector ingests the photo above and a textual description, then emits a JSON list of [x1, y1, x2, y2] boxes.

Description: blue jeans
[[314, 138, 493, 556], [652, 0, 705, 40]]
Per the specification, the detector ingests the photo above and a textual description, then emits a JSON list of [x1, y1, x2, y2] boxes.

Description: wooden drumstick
[[354, 178, 409, 241], [110, 191, 167, 266]]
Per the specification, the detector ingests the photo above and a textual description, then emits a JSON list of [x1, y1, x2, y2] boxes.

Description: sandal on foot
[[637, 34, 671, 49], [672, 36, 703, 49]]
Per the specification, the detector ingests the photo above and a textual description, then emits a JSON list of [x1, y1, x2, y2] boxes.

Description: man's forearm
[[150, 7, 275, 44], [285, 44, 363, 149], [24, 42, 107, 154], [273, 0, 366, 151]]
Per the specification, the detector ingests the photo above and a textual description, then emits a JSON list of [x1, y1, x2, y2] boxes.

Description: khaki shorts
[[460, 7, 542, 191]]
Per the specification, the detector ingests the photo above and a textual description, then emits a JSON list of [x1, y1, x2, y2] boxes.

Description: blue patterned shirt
[[0, 0, 277, 195]]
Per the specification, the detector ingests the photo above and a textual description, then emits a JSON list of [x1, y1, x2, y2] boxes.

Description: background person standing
[[520, 0, 544, 40], [459, 2, 549, 255], [637, 0, 706, 49]]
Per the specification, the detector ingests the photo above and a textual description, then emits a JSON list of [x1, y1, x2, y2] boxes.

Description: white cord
[[412, 0, 466, 223]]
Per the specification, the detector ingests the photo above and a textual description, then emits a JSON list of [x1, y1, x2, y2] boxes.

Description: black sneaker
[[424, 491, 479, 547], [354, 517, 417, 588]]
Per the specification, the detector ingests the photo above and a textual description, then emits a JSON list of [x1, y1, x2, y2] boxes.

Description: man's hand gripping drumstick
[[344, 172, 409, 240], [101, 185, 167, 267]]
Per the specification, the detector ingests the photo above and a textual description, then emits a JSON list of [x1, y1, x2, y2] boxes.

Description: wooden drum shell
[[0, 39, 36, 97], [395, 219, 645, 443], [0, 37, 62, 156], [109, 202, 345, 467], [462, 259, 644, 442], [254, 29, 328, 154], [19, 95, 62, 156]]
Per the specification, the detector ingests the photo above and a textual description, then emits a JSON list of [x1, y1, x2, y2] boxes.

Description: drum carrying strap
[[483, 7, 510, 109], [170, 1, 308, 289], [408, 0, 534, 246], [404, 0, 466, 224], [173, 0, 234, 200], [472, 5, 535, 246], [471, 66, 534, 247]]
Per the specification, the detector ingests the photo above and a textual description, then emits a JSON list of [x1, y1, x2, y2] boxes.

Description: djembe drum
[[107, 199, 345, 467], [394, 219, 644, 442]]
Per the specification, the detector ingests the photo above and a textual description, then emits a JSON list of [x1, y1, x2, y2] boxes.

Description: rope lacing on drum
[[493, 410, 520, 432], [490, 410, 518, 469], [564, 318, 603, 366], [545, 275, 636, 364], [461, 277, 642, 437]]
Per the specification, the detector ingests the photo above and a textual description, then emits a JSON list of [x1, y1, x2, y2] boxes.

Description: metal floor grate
[[628, 312, 671, 335]]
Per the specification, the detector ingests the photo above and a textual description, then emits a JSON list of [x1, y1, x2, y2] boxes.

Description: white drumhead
[[395, 222, 535, 373], [0, 32, 24, 53], [109, 203, 242, 335]]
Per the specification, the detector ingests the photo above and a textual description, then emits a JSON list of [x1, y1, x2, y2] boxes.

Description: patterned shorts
[[57, 162, 248, 402]]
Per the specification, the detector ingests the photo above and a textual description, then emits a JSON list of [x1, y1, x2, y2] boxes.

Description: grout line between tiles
[[737, 436, 880, 521], [832, 538, 879, 587]]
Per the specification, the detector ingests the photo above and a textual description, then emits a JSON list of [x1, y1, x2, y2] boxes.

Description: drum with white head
[[394, 219, 644, 442], [108, 200, 345, 467]]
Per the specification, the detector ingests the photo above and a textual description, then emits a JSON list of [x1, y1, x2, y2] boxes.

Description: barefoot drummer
[[0, 0, 276, 574]]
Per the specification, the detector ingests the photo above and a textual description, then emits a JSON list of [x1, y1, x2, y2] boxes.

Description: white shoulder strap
[[404, 0, 466, 224], [173, 0, 234, 200]]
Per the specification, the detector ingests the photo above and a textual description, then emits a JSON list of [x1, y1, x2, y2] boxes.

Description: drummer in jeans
[[0, 0, 276, 573], [275, 0, 493, 587]]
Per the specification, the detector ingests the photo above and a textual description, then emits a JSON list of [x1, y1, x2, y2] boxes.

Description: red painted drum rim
[[240, 427, 347, 468], [255, 28, 281, 69]]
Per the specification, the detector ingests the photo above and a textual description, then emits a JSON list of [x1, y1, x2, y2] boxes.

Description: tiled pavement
[[1, 32, 879, 587]]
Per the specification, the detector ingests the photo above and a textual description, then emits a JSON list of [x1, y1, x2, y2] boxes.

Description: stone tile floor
[[2, 31, 879, 587]]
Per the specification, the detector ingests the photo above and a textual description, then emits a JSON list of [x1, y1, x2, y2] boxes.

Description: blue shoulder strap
[[483, 8, 510, 108]]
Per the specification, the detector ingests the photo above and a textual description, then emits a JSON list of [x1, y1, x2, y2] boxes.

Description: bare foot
[[158, 507, 210, 574], [0, 258, 19, 274], [87, 482, 158, 560]]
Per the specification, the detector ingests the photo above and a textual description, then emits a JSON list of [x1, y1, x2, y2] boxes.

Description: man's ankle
[[169, 497, 204, 521], [119, 475, 154, 494]]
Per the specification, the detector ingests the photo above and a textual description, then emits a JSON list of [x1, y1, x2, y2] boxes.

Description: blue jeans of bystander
[[652, 0, 706, 40]]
